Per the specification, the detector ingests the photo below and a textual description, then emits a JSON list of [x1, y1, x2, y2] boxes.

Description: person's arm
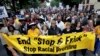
[[7, 46, 19, 56]]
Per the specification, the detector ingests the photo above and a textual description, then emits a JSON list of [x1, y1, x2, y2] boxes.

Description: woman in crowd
[[28, 22, 41, 37], [62, 22, 73, 34], [73, 22, 83, 56], [27, 23, 42, 56], [75, 22, 83, 32], [7, 25, 20, 56], [62, 22, 73, 56], [41, 25, 48, 35], [7, 25, 20, 35]]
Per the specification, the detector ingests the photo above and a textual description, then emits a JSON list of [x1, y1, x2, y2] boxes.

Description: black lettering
[[38, 47, 54, 52], [50, 40, 55, 46], [38, 38, 42, 44], [70, 36, 82, 43], [37, 38, 55, 46], [56, 45, 77, 52], [83, 34, 87, 37], [65, 36, 70, 44], [24, 46, 36, 52], [17, 38, 21, 44], [17, 38, 31, 44]]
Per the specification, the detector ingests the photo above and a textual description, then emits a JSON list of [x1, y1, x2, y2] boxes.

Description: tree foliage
[[61, 0, 83, 7], [50, 0, 60, 7]]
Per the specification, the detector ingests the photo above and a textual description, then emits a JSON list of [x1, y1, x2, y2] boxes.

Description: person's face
[[66, 25, 70, 29], [8, 19, 14, 25], [47, 15, 51, 21], [31, 25, 37, 30], [80, 13, 84, 17], [82, 25, 89, 30], [43, 26, 47, 31], [51, 21, 56, 27], [88, 20, 93, 27], [9, 27, 14, 32], [57, 16, 61, 21], [77, 22, 81, 27]]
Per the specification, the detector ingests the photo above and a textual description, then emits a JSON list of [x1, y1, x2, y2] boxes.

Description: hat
[[38, 18, 45, 23], [29, 22, 37, 27]]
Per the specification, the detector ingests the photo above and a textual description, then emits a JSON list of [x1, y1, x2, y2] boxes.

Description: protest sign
[[0, 6, 8, 19], [2, 32, 95, 54], [66, 5, 70, 10], [78, 4, 83, 11]]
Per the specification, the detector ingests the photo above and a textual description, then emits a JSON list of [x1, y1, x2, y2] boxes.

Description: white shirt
[[45, 21, 51, 28], [0, 27, 8, 33], [8, 30, 20, 35], [56, 21, 65, 31]]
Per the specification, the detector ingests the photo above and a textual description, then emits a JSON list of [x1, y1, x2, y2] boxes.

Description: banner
[[2, 32, 95, 54]]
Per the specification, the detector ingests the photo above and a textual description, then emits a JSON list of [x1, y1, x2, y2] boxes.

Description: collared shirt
[[56, 21, 65, 31], [45, 21, 51, 28]]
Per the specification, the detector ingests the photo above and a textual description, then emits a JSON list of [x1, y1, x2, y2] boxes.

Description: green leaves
[[51, 0, 60, 7]]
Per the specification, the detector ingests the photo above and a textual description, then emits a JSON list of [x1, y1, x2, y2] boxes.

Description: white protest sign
[[78, 4, 83, 11], [20, 9, 25, 15], [0, 6, 8, 19], [29, 8, 35, 14], [59, 3, 63, 9], [66, 5, 70, 10], [72, 5, 76, 11]]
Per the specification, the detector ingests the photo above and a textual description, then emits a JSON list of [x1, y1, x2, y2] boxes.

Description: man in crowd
[[48, 20, 64, 56], [48, 20, 61, 35], [56, 15, 65, 31]]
